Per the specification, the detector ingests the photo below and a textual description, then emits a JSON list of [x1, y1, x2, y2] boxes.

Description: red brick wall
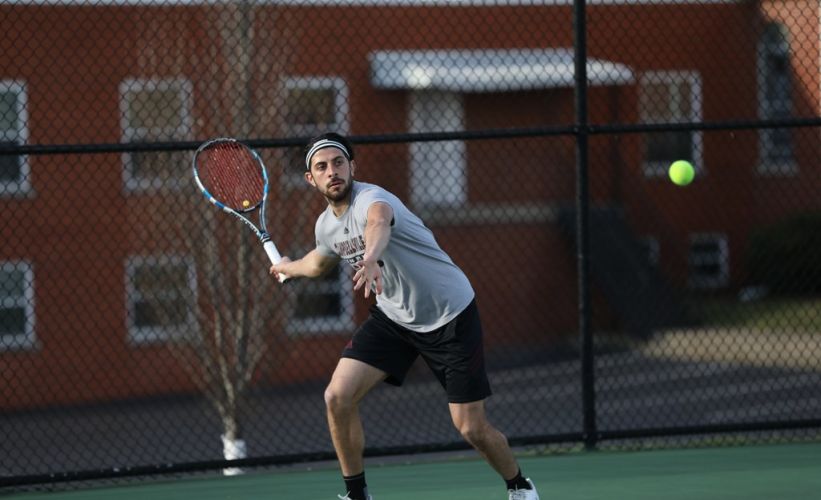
[[1, 1, 817, 409]]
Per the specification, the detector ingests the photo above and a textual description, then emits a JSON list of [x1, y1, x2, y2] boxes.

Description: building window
[[288, 262, 354, 335], [688, 233, 729, 289], [125, 255, 197, 343], [0, 81, 31, 197], [279, 77, 349, 186], [0, 261, 35, 351], [278, 77, 352, 333], [757, 22, 796, 175], [639, 71, 703, 178], [120, 78, 193, 191], [408, 90, 466, 207]]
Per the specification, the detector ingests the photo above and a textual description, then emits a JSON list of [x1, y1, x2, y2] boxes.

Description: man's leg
[[325, 357, 386, 498], [449, 400, 539, 499], [449, 399, 518, 478]]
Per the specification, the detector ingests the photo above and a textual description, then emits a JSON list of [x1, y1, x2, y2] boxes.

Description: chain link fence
[[1, 0, 820, 488]]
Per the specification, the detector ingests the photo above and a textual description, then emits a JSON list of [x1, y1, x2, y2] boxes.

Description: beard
[[323, 177, 353, 203]]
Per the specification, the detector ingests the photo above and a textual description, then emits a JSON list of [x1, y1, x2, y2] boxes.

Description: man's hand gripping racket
[[193, 138, 289, 282]]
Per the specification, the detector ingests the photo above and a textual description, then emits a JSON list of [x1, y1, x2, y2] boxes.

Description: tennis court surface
[[8, 442, 820, 500]]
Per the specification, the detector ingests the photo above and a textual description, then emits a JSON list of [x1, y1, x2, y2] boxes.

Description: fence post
[[573, 0, 597, 451]]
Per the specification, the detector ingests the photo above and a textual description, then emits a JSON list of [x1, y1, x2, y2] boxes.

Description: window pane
[[768, 129, 793, 156], [677, 82, 692, 117], [294, 266, 342, 319], [689, 235, 729, 289], [758, 23, 795, 171], [765, 69, 791, 113], [643, 83, 671, 121], [130, 151, 186, 181], [0, 268, 25, 299], [0, 307, 25, 335], [128, 88, 184, 131], [0, 91, 19, 132], [122, 81, 190, 189], [0, 153, 21, 183], [0, 88, 22, 183], [294, 292, 341, 319], [641, 74, 700, 172], [691, 241, 717, 255], [134, 298, 188, 328], [409, 91, 466, 206], [135, 263, 187, 295], [131, 260, 191, 331], [698, 263, 721, 275], [647, 131, 692, 163], [278, 146, 306, 175], [285, 88, 336, 125]]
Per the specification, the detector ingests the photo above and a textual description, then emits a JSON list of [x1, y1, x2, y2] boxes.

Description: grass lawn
[[643, 296, 821, 368], [689, 296, 821, 332]]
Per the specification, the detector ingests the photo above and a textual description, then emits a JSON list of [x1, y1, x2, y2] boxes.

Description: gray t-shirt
[[314, 181, 474, 332]]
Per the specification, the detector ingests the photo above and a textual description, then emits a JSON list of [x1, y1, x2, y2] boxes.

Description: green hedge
[[745, 212, 821, 295]]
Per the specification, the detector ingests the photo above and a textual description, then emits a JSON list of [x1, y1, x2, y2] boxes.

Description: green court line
[[7, 442, 821, 500]]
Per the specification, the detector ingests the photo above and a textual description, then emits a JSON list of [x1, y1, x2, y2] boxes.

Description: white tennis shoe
[[337, 494, 372, 500], [508, 478, 540, 500]]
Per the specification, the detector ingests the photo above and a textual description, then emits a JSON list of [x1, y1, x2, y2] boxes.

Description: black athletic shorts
[[341, 299, 491, 403]]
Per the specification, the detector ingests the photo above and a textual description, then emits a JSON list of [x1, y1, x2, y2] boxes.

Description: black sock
[[505, 469, 531, 490], [343, 472, 368, 500]]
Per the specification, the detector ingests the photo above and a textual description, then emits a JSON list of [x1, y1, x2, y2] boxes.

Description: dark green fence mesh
[[1, 0, 819, 487]]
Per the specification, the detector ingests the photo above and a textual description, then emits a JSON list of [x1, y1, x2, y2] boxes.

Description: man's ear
[[305, 171, 315, 187], [350, 160, 356, 177]]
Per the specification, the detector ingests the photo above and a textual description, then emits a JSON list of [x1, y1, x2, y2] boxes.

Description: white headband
[[305, 139, 350, 170]]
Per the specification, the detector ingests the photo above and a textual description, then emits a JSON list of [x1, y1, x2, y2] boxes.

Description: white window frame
[[278, 76, 353, 333], [280, 76, 349, 189], [0, 260, 36, 351], [119, 78, 193, 192], [287, 262, 355, 335], [0, 80, 31, 197], [756, 22, 797, 176], [408, 90, 467, 208], [688, 233, 729, 290], [125, 255, 197, 344], [639, 71, 703, 178]]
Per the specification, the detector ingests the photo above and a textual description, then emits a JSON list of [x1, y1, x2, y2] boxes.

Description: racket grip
[[263, 240, 289, 283]]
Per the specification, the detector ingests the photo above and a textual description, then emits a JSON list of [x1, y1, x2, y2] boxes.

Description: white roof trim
[[370, 49, 634, 92]]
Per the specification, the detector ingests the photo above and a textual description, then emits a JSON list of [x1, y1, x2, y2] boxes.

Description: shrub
[[745, 212, 821, 295]]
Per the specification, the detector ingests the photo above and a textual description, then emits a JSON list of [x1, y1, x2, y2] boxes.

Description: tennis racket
[[192, 137, 288, 283]]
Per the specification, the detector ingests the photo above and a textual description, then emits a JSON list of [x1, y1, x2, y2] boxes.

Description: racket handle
[[263, 240, 289, 283]]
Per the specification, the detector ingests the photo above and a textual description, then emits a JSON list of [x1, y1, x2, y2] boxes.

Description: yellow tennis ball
[[242, 199, 250, 208], [669, 160, 695, 186]]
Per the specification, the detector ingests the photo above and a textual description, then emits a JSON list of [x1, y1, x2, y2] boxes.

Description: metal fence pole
[[574, 0, 597, 451]]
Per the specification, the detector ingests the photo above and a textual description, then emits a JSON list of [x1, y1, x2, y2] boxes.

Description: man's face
[[305, 147, 354, 203]]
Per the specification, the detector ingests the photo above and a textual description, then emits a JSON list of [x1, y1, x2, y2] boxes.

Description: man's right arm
[[270, 248, 339, 281]]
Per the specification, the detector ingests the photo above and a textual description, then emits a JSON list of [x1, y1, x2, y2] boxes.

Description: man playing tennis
[[270, 132, 539, 500]]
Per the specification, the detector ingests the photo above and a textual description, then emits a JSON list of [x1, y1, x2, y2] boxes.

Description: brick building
[[0, 0, 818, 409]]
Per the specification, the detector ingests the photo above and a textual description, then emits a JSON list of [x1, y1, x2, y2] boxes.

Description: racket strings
[[197, 143, 265, 211]]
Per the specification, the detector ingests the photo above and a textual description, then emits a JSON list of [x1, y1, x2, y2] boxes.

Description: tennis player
[[270, 132, 539, 500]]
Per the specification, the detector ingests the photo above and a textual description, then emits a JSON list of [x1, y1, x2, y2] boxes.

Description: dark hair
[[303, 132, 355, 170]]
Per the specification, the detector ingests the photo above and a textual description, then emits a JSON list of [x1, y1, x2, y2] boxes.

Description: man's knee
[[324, 358, 386, 415], [455, 416, 498, 447], [324, 383, 356, 415]]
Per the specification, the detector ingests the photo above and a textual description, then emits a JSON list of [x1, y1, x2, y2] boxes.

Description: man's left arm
[[354, 201, 393, 298]]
